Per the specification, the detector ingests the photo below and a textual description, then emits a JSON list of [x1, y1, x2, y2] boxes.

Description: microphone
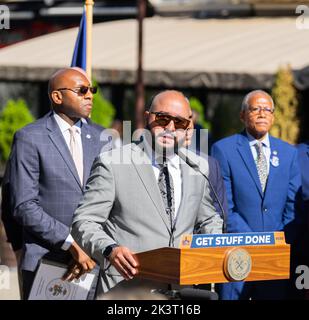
[[152, 288, 218, 300], [175, 148, 227, 233]]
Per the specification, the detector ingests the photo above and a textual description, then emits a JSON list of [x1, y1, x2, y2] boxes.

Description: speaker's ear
[[51, 90, 62, 105], [240, 110, 245, 124], [144, 110, 150, 121]]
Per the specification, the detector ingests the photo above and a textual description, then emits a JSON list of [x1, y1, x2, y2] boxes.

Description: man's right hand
[[108, 246, 139, 280]]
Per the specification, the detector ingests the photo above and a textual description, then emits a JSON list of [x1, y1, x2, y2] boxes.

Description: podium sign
[[135, 232, 290, 285]]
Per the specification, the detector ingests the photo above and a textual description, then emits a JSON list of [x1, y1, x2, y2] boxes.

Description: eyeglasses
[[150, 112, 191, 130], [56, 86, 97, 95], [248, 106, 274, 115]]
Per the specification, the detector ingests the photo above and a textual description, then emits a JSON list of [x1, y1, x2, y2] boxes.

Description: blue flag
[[71, 9, 86, 70]]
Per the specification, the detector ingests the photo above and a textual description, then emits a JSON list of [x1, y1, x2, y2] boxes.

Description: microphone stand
[[176, 149, 227, 233]]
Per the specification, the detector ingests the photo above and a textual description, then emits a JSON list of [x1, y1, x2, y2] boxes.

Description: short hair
[[241, 90, 274, 112]]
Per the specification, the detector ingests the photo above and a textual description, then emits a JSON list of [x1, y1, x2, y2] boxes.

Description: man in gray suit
[[7, 67, 109, 299], [71, 90, 223, 295]]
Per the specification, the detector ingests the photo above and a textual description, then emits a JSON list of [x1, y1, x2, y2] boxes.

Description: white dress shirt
[[143, 139, 182, 218], [247, 131, 271, 174], [53, 113, 84, 162], [53, 112, 84, 251]]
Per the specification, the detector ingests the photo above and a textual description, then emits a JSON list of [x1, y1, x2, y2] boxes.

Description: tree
[[0, 99, 35, 163], [189, 97, 211, 130], [270, 65, 299, 144], [90, 79, 116, 128]]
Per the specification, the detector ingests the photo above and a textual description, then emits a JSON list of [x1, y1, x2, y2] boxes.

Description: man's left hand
[[62, 241, 96, 281]]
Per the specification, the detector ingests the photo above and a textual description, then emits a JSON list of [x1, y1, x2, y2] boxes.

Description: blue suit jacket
[[211, 132, 301, 240], [6, 112, 110, 271]]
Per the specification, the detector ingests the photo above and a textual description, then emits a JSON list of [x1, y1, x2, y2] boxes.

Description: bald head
[[48, 67, 93, 125], [149, 90, 191, 117], [71, 67, 91, 83], [145, 90, 192, 154], [48, 68, 90, 100]]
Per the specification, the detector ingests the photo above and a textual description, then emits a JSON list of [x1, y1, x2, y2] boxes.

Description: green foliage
[[90, 79, 116, 128], [270, 65, 299, 144], [189, 97, 211, 130], [0, 99, 35, 162]]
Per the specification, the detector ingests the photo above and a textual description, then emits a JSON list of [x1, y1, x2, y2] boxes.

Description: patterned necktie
[[158, 162, 175, 226], [254, 142, 268, 192], [69, 127, 83, 184]]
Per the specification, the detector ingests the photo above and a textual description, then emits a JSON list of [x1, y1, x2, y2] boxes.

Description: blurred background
[[1, 0, 309, 299]]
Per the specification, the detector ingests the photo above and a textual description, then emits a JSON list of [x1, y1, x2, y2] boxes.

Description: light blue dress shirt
[[246, 131, 271, 174]]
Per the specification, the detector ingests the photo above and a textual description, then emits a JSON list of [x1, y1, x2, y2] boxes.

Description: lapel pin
[[86, 134, 91, 139], [270, 151, 279, 167]]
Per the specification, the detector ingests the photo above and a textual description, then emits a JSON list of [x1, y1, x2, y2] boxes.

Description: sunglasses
[[56, 86, 97, 95], [150, 112, 191, 130]]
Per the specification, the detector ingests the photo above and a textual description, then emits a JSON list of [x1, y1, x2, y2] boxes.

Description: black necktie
[[158, 162, 175, 226]]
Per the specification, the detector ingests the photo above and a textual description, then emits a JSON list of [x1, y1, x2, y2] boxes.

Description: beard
[[144, 123, 186, 161], [153, 130, 186, 159]]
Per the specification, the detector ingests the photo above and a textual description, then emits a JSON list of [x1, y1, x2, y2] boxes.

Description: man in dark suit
[[1, 162, 23, 256], [211, 90, 301, 300], [185, 113, 228, 221], [298, 142, 309, 210], [297, 142, 309, 298], [6, 67, 109, 299]]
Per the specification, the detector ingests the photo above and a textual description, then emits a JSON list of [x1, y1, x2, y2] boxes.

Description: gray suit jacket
[[72, 142, 223, 292], [8, 111, 110, 272]]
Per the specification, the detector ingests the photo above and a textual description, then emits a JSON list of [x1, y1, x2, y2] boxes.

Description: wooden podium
[[135, 232, 290, 285]]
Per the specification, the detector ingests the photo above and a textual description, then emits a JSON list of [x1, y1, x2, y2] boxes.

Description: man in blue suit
[[211, 90, 301, 300], [6, 67, 109, 299]]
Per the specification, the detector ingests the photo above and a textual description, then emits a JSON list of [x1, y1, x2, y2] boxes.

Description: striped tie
[[254, 142, 268, 192], [158, 162, 175, 225]]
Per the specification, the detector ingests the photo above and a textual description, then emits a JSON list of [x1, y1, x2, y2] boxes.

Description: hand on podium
[[108, 246, 139, 280]]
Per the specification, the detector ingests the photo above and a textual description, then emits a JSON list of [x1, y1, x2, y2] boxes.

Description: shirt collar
[[246, 130, 270, 149], [53, 112, 83, 134]]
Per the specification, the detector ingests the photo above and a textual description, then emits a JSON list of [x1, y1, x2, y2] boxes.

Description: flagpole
[[85, 0, 94, 79], [135, 0, 146, 129]]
